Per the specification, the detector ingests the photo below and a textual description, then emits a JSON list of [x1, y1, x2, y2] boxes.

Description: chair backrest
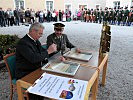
[[98, 22, 111, 66], [41, 44, 47, 49], [99, 22, 111, 54], [3, 53, 16, 81]]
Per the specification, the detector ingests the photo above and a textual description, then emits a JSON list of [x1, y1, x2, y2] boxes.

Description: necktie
[[35, 41, 40, 52]]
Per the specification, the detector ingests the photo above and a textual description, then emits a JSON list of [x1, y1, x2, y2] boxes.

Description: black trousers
[[28, 93, 44, 100], [28, 93, 51, 100]]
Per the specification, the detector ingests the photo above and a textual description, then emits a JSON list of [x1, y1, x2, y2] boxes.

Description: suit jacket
[[0, 10, 4, 19], [47, 33, 75, 55], [16, 34, 49, 79]]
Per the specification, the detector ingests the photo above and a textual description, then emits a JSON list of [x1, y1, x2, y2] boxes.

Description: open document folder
[[41, 61, 80, 76], [42, 52, 80, 76], [27, 73, 88, 100], [63, 48, 93, 62]]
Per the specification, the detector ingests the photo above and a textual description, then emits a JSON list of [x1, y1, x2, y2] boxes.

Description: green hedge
[[0, 34, 20, 60]]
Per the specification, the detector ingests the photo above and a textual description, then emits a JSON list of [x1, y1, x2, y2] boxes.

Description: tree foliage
[[0, 34, 20, 60]]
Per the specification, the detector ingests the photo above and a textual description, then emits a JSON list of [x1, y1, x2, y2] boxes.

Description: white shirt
[[52, 12, 56, 17], [27, 33, 36, 42]]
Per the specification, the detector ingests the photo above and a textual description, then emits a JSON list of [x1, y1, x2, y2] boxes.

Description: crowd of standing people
[[0, 7, 72, 27], [76, 6, 133, 26], [0, 6, 133, 27]]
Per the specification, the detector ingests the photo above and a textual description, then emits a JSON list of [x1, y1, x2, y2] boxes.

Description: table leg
[[102, 59, 108, 86], [91, 76, 99, 100]]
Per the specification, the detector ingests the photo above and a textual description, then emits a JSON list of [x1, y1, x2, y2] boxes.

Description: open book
[[41, 61, 80, 76], [63, 48, 93, 62]]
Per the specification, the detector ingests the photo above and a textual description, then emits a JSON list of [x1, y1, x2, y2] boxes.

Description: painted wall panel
[[0, 0, 14, 10], [25, 0, 44, 11], [54, 0, 64, 11]]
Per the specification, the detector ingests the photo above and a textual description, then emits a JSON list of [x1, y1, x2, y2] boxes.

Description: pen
[[32, 83, 36, 87]]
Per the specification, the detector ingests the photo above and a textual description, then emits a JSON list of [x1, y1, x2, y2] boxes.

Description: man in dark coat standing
[[14, 8, 20, 26], [16, 22, 57, 79], [0, 7, 6, 27]]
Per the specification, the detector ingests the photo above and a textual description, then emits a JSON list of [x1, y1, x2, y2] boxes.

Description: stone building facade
[[0, 0, 105, 11], [0, 0, 133, 11], [64, 0, 106, 16], [106, 0, 133, 9]]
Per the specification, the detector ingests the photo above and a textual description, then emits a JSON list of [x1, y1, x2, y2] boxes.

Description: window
[[79, 5, 87, 10], [65, 4, 71, 11], [113, 1, 120, 9], [20, 1, 24, 9], [46, 1, 53, 11], [15, 0, 24, 9], [15, 0, 19, 9]]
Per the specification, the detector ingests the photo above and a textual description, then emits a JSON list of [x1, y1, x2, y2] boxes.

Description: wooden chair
[[3, 53, 28, 100], [17, 80, 32, 100], [41, 44, 47, 49], [98, 22, 111, 86], [3, 53, 16, 100]]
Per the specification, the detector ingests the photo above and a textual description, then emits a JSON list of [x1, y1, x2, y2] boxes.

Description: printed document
[[28, 73, 88, 100]]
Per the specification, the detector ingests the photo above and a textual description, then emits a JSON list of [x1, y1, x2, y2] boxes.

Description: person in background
[[30, 9, 35, 24], [59, 10, 62, 21], [25, 8, 31, 23], [14, 8, 20, 26], [0, 7, 6, 27]]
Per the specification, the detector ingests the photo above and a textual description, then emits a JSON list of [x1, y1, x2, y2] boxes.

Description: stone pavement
[[0, 21, 133, 100]]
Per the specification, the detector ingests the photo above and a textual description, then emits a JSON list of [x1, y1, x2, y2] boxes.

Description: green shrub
[[0, 34, 20, 60]]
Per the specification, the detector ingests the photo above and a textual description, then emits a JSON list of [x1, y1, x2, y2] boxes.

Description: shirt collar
[[27, 33, 36, 42], [54, 33, 62, 38]]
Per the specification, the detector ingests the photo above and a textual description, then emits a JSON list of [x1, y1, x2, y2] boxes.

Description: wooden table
[[65, 51, 109, 86], [16, 51, 108, 100], [17, 65, 99, 100]]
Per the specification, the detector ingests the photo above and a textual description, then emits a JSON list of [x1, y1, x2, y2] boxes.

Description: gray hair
[[29, 22, 44, 32]]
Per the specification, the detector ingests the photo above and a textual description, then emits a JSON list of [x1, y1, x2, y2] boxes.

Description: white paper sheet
[[28, 73, 88, 100]]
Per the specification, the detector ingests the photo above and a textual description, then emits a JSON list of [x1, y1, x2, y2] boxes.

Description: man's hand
[[59, 56, 66, 61], [76, 48, 81, 53], [47, 43, 57, 54]]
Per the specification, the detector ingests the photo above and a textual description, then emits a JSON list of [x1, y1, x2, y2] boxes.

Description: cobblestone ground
[[0, 21, 133, 100]]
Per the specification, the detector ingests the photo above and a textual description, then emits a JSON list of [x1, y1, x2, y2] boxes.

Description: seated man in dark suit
[[16, 22, 57, 80], [47, 23, 80, 56]]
